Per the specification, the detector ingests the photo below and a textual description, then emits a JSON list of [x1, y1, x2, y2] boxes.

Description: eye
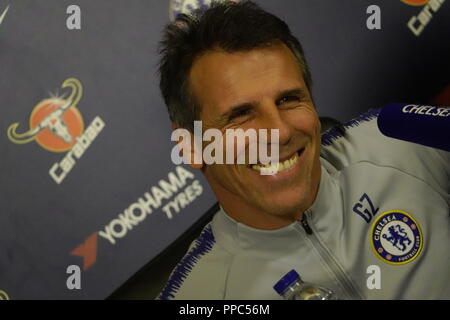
[[228, 106, 252, 122], [277, 95, 301, 107], [232, 108, 250, 119]]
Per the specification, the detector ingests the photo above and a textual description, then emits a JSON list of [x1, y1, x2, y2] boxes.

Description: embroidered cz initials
[[353, 193, 379, 223]]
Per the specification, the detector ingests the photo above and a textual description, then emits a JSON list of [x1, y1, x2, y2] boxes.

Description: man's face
[[188, 43, 322, 225]]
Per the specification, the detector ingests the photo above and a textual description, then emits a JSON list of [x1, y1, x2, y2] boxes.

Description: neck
[[219, 193, 301, 230]]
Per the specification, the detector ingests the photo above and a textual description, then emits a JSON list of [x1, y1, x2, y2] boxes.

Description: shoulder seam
[[352, 160, 450, 205], [321, 108, 381, 146]]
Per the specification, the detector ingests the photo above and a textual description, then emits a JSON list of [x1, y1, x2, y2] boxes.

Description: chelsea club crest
[[371, 210, 423, 265]]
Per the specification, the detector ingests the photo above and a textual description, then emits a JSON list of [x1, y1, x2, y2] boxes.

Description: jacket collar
[[211, 157, 341, 252]]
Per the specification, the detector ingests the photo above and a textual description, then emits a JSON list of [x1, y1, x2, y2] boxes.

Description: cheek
[[288, 110, 319, 138], [206, 163, 240, 188], [315, 119, 321, 137]]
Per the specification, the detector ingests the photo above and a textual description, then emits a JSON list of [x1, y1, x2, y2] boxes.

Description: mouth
[[249, 148, 305, 175]]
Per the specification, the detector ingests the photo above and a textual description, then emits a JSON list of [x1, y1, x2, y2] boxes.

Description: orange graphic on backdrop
[[7, 78, 84, 152], [401, 0, 429, 6], [71, 232, 98, 271], [30, 99, 84, 152]]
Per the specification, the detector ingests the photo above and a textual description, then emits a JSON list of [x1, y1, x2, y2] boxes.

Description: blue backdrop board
[[0, 0, 449, 299]]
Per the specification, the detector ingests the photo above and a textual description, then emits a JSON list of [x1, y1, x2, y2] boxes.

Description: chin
[[257, 191, 307, 217]]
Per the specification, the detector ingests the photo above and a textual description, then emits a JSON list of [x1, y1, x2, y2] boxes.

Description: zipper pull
[[301, 216, 313, 235]]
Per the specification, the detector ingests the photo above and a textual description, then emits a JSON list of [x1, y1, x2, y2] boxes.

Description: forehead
[[188, 44, 305, 119]]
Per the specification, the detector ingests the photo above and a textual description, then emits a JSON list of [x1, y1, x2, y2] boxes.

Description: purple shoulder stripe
[[158, 224, 216, 300], [321, 108, 381, 146]]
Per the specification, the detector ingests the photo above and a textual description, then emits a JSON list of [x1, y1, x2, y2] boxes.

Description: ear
[[172, 123, 204, 170]]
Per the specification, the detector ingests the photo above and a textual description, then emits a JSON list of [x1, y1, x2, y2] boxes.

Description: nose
[[257, 102, 293, 147]]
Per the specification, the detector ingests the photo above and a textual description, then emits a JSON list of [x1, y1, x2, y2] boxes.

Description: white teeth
[[251, 152, 299, 174]]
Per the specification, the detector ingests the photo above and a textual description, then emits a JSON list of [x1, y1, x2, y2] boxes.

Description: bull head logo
[[7, 78, 84, 152]]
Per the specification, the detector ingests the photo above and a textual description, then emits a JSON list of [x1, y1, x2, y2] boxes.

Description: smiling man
[[188, 44, 321, 230], [157, 1, 450, 300]]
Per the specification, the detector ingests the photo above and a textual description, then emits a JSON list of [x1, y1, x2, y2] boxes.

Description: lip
[[247, 147, 306, 181], [247, 147, 305, 167], [277, 149, 301, 164]]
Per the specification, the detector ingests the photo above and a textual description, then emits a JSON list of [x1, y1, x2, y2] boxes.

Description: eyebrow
[[217, 87, 307, 125]]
